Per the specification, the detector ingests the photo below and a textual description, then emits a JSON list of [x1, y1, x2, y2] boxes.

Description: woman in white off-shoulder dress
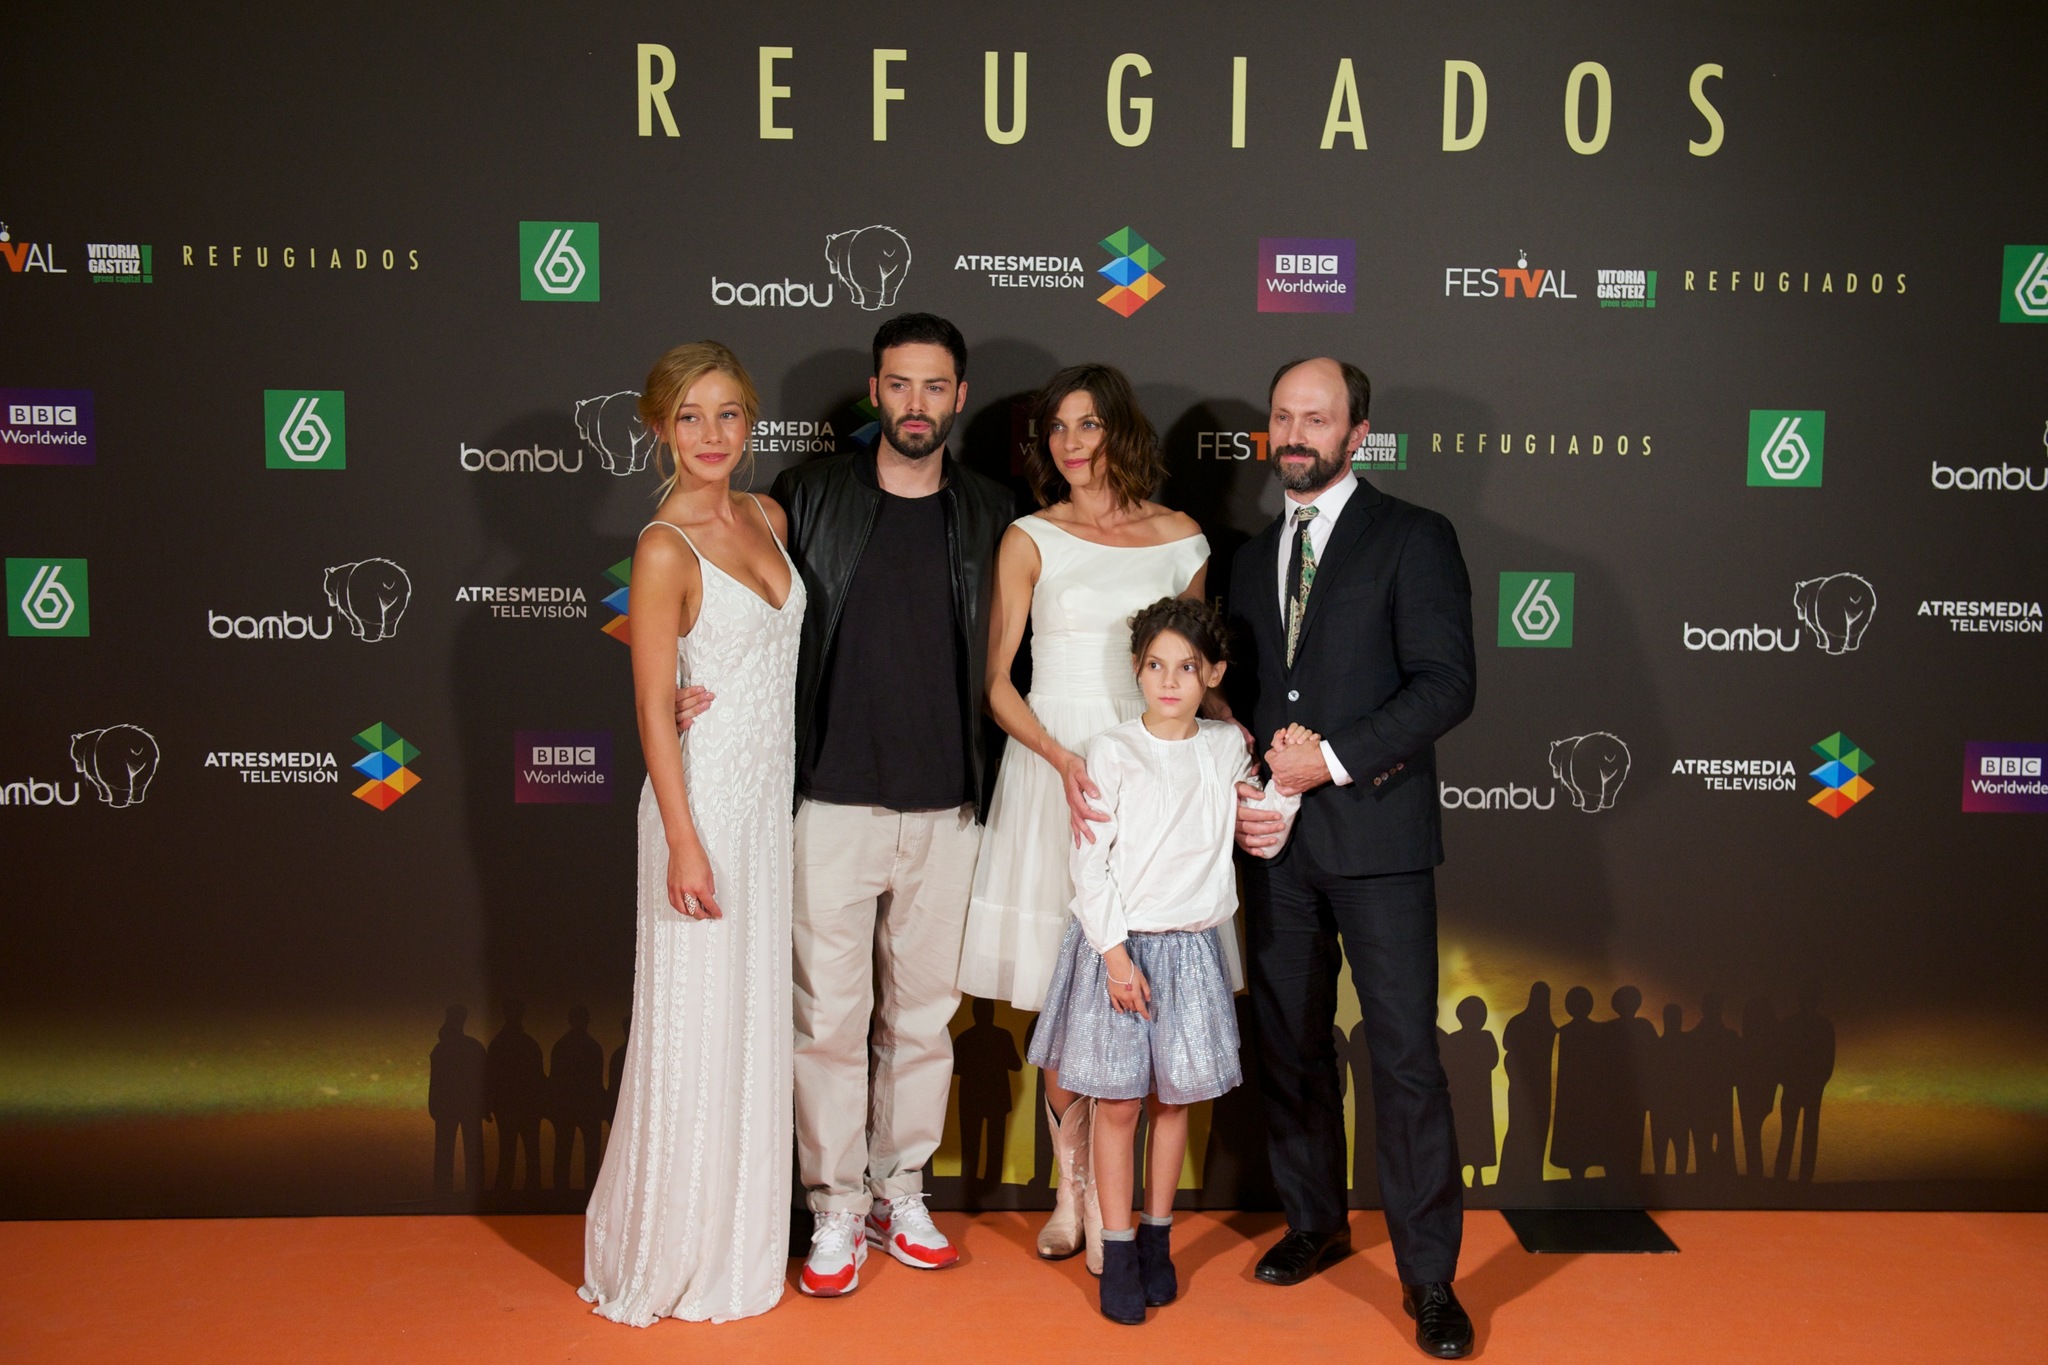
[[580, 342, 804, 1326], [956, 363, 1232, 1271]]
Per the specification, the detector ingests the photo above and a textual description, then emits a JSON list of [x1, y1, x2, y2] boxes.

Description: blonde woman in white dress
[[580, 341, 805, 1326], [956, 363, 1230, 1271]]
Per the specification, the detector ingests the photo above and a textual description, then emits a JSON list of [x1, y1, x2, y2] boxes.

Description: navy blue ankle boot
[[1137, 1222, 1177, 1306], [1098, 1238, 1146, 1324]]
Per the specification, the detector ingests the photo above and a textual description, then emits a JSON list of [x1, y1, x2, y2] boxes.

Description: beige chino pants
[[792, 799, 982, 1214]]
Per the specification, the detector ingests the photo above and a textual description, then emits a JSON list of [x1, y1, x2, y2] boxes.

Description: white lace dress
[[581, 511, 805, 1326], [957, 516, 1232, 1012]]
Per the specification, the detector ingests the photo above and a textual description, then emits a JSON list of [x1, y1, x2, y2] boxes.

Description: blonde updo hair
[[640, 341, 761, 499]]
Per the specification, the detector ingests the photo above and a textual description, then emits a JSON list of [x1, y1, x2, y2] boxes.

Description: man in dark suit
[[1228, 358, 1477, 1360]]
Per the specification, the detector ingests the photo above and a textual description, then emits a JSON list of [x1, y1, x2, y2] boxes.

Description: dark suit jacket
[[1225, 478, 1476, 876]]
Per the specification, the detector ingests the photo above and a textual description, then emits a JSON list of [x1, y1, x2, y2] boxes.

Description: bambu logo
[[1499, 572, 1574, 647], [7, 558, 89, 636], [1793, 573, 1875, 653], [1747, 410, 1824, 487], [1550, 732, 1631, 812], [1098, 227, 1163, 317], [1808, 732, 1873, 818], [824, 225, 912, 309], [265, 390, 346, 470], [71, 725, 159, 807], [351, 723, 420, 810], [2000, 246, 2048, 323], [521, 222, 599, 302], [323, 559, 412, 641], [575, 391, 652, 475]]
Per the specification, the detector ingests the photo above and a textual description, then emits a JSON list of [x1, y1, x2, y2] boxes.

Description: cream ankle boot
[[1036, 1097, 1089, 1259]]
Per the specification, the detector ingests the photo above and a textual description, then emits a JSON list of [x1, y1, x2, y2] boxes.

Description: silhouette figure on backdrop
[[1025, 1017, 1053, 1192], [1687, 994, 1740, 1176], [486, 998, 547, 1192], [606, 1015, 630, 1132], [551, 1004, 608, 1192], [1438, 997, 1499, 1187], [953, 999, 1023, 1198], [1606, 986, 1657, 1181], [1345, 1019, 1380, 1198], [1548, 986, 1606, 1178], [1201, 993, 1278, 1210], [1648, 1003, 1691, 1174], [1498, 982, 1557, 1189], [1736, 997, 1782, 1178], [1772, 986, 1835, 1182], [429, 1004, 487, 1196]]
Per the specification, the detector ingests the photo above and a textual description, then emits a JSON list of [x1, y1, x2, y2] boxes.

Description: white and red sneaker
[[866, 1193, 960, 1270], [799, 1210, 868, 1297]]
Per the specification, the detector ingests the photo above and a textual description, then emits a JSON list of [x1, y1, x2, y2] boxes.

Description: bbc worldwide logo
[[2001, 247, 2048, 323], [521, 221, 600, 302], [264, 390, 346, 470], [7, 558, 90, 637], [1498, 572, 1574, 647], [1747, 410, 1824, 487]]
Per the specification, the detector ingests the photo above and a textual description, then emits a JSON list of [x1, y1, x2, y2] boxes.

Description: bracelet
[[1105, 963, 1135, 987]]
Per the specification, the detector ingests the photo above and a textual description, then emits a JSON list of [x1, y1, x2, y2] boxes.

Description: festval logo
[[7, 558, 89, 637], [1498, 572, 1575, 647], [1999, 246, 2048, 323], [1097, 227, 1163, 317], [1808, 732, 1873, 818], [514, 730, 614, 805], [600, 559, 631, 643], [1962, 742, 2048, 813], [2, 389, 95, 466], [520, 221, 599, 302], [1747, 409, 1824, 487], [351, 723, 420, 810], [264, 390, 346, 470], [1258, 237, 1354, 313]]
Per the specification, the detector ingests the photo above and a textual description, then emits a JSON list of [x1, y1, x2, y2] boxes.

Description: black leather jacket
[[769, 447, 1016, 820]]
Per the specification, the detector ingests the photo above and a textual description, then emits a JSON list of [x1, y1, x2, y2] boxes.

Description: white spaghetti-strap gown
[[958, 515, 1237, 1012], [581, 505, 805, 1326]]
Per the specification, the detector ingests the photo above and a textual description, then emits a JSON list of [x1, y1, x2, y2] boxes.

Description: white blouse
[[1067, 718, 1301, 954]]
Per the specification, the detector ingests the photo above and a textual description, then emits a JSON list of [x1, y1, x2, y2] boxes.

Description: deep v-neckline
[[646, 504, 796, 614]]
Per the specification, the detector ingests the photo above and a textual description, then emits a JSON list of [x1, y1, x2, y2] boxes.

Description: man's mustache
[[1273, 444, 1320, 459]]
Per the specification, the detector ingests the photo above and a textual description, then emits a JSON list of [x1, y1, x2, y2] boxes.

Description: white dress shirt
[[1272, 468, 1360, 786], [1068, 718, 1301, 954]]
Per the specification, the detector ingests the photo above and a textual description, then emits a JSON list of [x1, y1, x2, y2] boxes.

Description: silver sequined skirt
[[1026, 920, 1242, 1105]]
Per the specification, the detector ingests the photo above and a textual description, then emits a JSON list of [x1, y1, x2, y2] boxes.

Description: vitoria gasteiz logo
[[2000, 246, 2048, 323], [514, 730, 614, 804], [1963, 742, 2048, 813], [1747, 409, 1824, 487], [521, 221, 599, 302], [1498, 572, 1574, 647], [352, 723, 420, 810], [1258, 237, 1354, 313], [7, 558, 89, 636], [1097, 227, 1162, 317], [2, 389, 95, 465], [264, 390, 346, 470], [1808, 732, 1873, 818]]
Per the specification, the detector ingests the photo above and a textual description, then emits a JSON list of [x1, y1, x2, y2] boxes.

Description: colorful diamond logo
[[1098, 227, 1164, 317], [600, 558, 632, 644], [1808, 731, 1873, 818], [352, 723, 421, 809]]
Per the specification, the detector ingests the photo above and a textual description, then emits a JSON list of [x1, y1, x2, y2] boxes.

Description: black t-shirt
[[799, 489, 973, 810]]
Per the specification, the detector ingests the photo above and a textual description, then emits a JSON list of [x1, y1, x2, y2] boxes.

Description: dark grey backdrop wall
[[3, 1, 2045, 1219]]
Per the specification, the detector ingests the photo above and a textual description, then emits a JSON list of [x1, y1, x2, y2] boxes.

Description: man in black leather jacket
[[768, 313, 1015, 1295]]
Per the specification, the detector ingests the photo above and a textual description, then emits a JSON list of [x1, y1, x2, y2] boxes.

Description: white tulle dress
[[957, 515, 1233, 1012]]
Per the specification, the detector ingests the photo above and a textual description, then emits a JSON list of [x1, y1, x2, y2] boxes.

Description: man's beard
[[880, 408, 955, 460], [1272, 442, 1349, 492]]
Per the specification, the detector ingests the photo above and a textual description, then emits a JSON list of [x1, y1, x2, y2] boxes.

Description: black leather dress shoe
[[1254, 1227, 1352, 1285], [1402, 1281, 1474, 1359]]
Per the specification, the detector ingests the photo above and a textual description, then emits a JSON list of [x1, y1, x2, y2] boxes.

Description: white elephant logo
[[1548, 732, 1631, 813], [1793, 573, 1875, 654], [324, 559, 413, 641], [575, 391, 653, 476], [824, 225, 912, 311], [71, 724, 161, 807]]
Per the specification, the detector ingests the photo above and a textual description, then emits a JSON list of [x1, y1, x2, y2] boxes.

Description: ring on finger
[[682, 893, 702, 916]]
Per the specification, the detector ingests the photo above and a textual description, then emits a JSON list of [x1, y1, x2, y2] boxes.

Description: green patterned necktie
[[1285, 504, 1320, 667]]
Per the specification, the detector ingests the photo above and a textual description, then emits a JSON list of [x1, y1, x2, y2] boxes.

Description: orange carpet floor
[[3, 1210, 2044, 1363]]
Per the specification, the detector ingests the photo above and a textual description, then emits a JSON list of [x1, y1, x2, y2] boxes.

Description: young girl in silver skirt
[[1027, 596, 1309, 1324]]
